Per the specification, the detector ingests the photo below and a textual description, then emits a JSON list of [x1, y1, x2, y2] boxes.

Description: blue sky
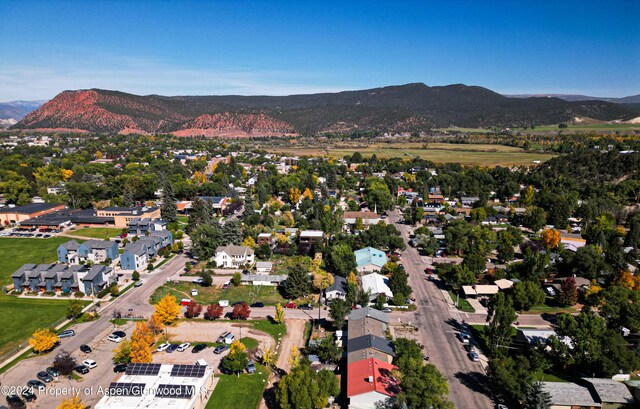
[[0, 0, 638, 100]]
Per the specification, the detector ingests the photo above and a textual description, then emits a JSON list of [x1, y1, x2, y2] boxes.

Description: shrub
[[74, 291, 85, 298], [132, 271, 140, 281]]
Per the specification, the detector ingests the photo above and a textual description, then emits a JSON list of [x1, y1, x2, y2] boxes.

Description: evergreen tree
[[284, 265, 312, 299], [160, 179, 177, 223], [187, 197, 211, 233], [523, 382, 551, 409], [486, 292, 517, 356]]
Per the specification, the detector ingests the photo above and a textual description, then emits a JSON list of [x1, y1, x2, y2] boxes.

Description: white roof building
[[95, 363, 214, 409], [361, 273, 393, 300]]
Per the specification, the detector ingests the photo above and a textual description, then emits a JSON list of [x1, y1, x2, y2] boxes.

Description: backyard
[[207, 362, 270, 409], [0, 237, 74, 286]]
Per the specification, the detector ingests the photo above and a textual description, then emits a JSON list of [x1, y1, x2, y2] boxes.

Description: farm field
[[66, 227, 121, 239], [267, 142, 556, 166], [0, 297, 74, 358], [0, 237, 73, 286]]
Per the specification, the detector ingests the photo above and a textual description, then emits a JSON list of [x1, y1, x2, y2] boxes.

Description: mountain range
[[506, 94, 640, 104], [9, 84, 640, 136]]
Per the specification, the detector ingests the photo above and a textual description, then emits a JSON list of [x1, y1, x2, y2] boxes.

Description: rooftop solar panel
[[156, 384, 195, 399], [107, 382, 146, 397], [170, 364, 206, 378], [125, 363, 162, 376]]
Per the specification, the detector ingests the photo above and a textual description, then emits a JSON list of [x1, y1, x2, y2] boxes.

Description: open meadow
[[0, 237, 74, 286]]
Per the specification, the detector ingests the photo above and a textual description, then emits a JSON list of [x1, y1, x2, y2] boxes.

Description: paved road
[[389, 209, 495, 409]]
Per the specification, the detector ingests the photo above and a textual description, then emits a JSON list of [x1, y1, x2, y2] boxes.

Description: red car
[[119, 233, 128, 238], [284, 302, 297, 309]]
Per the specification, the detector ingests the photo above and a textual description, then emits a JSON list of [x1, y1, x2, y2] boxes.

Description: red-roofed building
[[347, 358, 400, 409]]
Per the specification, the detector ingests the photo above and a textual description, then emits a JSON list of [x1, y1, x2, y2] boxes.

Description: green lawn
[[240, 337, 259, 350], [448, 290, 475, 313], [0, 237, 75, 286], [150, 281, 288, 306], [0, 297, 78, 358], [207, 363, 269, 409], [66, 227, 121, 239], [520, 302, 575, 315], [248, 320, 286, 343]]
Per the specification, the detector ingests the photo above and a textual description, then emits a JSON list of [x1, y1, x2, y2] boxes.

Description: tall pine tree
[[161, 179, 177, 223], [187, 197, 212, 233]]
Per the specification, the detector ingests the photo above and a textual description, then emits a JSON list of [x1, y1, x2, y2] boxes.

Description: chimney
[[367, 376, 374, 383]]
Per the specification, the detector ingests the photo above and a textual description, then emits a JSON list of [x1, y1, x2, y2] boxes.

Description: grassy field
[[268, 142, 556, 166], [448, 290, 475, 313], [150, 281, 289, 306], [523, 123, 640, 132], [66, 227, 121, 239], [0, 297, 73, 358], [0, 237, 75, 286], [207, 363, 269, 409]]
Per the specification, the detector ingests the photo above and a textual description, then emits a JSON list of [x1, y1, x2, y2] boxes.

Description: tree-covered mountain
[[12, 84, 639, 135]]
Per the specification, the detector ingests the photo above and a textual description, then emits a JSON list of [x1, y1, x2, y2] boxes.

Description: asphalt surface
[[388, 209, 495, 409]]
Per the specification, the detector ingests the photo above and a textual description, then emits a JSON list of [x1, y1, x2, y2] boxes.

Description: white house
[[240, 274, 287, 286], [213, 245, 255, 268], [325, 275, 347, 301], [255, 261, 273, 274], [361, 273, 393, 301]]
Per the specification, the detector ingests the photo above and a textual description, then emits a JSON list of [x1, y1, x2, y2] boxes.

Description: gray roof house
[[347, 334, 396, 364], [541, 382, 601, 408], [325, 275, 347, 301], [120, 242, 150, 272], [582, 378, 635, 408], [12, 263, 113, 295]]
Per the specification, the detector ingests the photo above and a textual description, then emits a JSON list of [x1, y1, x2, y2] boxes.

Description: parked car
[[134, 281, 143, 287], [246, 360, 256, 374], [218, 300, 229, 307], [464, 344, 476, 353], [468, 352, 480, 362], [36, 371, 53, 382], [190, 289, 198, 296], [213, 345, 230, 354], [381, 308, 392, 313], [80, 344, 92, 353], [46, 367, 60, 377], [167, 344, 179, 353], [192, 277, 204, 284], [26, 380, 46, 390], [177, 342, 191, 352], [250, 302, 264, 308], [74, 365, 89, 375], [284, 302, 297, 308], [113, 330, 126, 338], [6, 394, 25, 408], [222, 281, 231, 289], [107, 334, 123, 343], [83, 359, 97, 369], [113, 364, 128, 373], [216, 332, 231, 343], [191, 344, 207, 353], [156, 342, 171, 352], [298, 303, 314, 310], [58, 329, 75, 339], [457, 332, 471, 344], [21, 390, 37, 402]]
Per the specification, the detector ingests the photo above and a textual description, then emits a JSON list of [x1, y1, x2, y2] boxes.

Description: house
[[461, 285, 500, 297], [347, 334, 396, 364], [57, 240, 82, 263], [361, 273, 393, 300], [198, 196, 229, 215], [515, 329, 573, 349], [240, 274, 287, 286], [460, 196, 480, 206], [347, 358, 400, 409], [541, 382, 601, 409], [12, 263, 114, 295], [214, 245, 255, 268], [343, 211, 381, 229], [77, 240, 119, 263], [0, 203, 66, 225], [427, 193, 445, 204], [120, 242, 150, 272], [257, 233, 272, 246], [96, 206, 161, 228], [255, 261, 273, 274], [298, 230, 324, 252], [128, 218, 167, 236], [355, 247, 388, 273], [348, 307, 390, 339], [581, 378, 635, 409], [325, 275, 348, 301]]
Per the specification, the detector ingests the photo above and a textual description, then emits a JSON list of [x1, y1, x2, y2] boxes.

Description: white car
[[156, 342, 171, 352], [177, 342, 191, 352], [107, 334, 123, 343], [82, 359, 97, 369]]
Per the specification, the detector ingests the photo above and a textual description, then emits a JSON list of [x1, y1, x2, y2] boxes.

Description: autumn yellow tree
[[242, 236, 256, 249], [274, 303, 285, 324], [95, 151, 104, 160], [288, 345, 301, 368], [113, 339, 132, 364], [542, 228, 560, 249], [29, 328, 58, 353], [61, 169, 74, 181], [289, 187, 301, 204], [347, 272, 358, 285], [281, 211, 295, 227], [154, 294, 181, 325], [56, 396, 86, 409], [130, 323, 153, 363], [585, 279, 602, 297], [302, 187, 314, 200], [613, 270, 635, 290], [192, 171, 208, 184], [522, 185, 535, 207], [147, 313, 164, 335], [275, 233, 289, 246], [261, 345, 276, 370]]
